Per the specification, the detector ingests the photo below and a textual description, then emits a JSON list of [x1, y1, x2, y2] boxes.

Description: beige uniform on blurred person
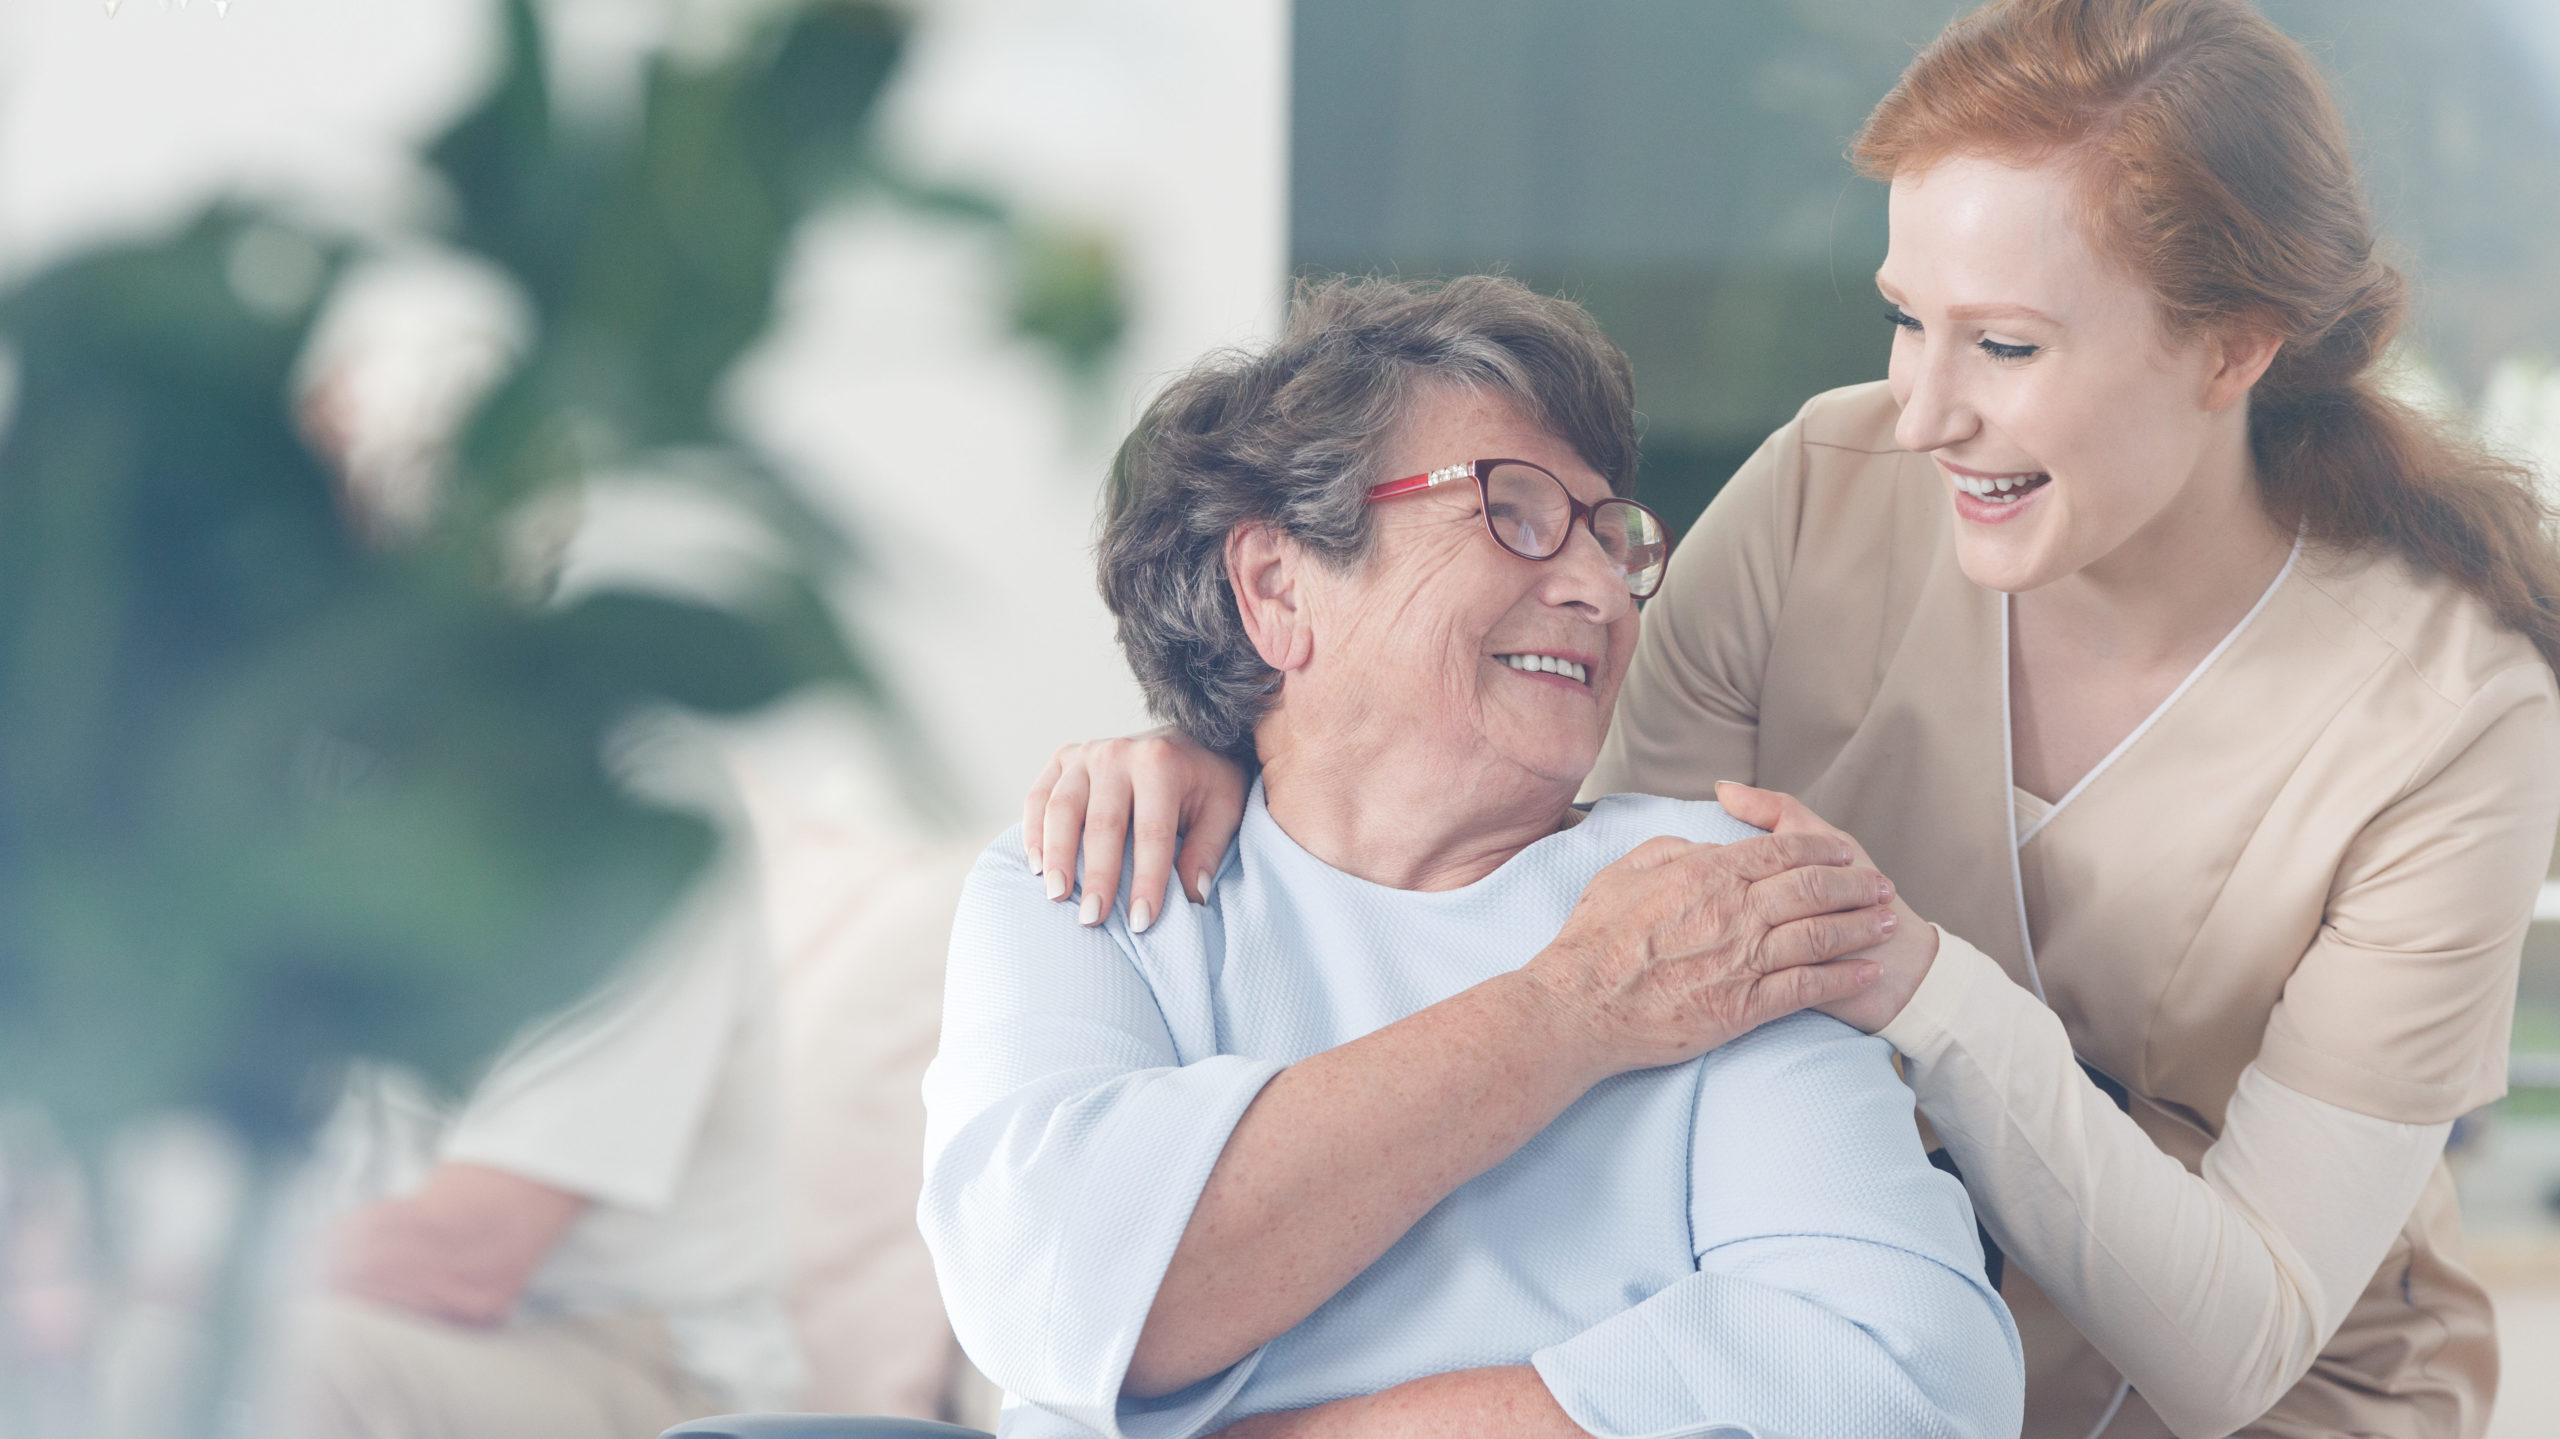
[[281, 866, 800, 1439], [1589, 381, 2560, 1438]]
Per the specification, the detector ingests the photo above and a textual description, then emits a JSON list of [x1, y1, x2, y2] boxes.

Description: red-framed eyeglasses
[[1363, 459, 1669, 600]]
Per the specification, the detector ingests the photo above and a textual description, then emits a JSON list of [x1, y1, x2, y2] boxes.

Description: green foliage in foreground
[[0, 0, 1125, 1154], [0, 210, 821, 1152]]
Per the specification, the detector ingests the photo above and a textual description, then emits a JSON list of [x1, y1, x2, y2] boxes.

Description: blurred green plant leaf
[[0, 212, 817, 1150], [0, 0, 1122, 1156]]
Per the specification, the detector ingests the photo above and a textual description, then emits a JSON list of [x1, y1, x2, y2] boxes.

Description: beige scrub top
[[1587, 382, 2560, 1439]]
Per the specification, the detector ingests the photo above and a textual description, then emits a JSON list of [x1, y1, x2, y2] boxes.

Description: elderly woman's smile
[[1491, 652, 1594, 686]]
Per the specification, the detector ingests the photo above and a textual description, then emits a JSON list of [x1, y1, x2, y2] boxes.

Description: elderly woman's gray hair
[[1097, 274, 1641, 759]]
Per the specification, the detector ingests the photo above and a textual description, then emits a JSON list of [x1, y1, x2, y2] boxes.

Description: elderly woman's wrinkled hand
[[1523, 830, 1895, 1074]]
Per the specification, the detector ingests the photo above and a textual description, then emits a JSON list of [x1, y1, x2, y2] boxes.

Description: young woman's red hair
[[1854, 0, 2560, 669]]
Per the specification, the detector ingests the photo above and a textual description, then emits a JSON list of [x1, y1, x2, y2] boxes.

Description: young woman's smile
[[1938, 457, 2051, 525]]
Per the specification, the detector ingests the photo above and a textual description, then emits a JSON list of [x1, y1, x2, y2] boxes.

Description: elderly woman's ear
[[1225, 521, 1316, 674]]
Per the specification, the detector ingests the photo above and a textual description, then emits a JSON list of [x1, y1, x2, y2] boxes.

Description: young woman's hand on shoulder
[[1716, 782, 1939, 1034], [1025, 727, 1249, 930]]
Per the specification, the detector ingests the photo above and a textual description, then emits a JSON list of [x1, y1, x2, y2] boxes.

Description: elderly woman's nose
[[1542, 524, 1637, 617]]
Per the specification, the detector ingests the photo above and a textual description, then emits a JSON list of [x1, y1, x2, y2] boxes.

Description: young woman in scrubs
[[1022, 1, 2560, 1434]]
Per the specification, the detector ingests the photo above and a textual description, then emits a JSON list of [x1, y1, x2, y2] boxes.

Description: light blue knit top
[[921, 785, 2023, 1439]]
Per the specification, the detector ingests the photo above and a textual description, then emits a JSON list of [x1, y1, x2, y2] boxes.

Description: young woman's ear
[[1226, 522, 1315, 673], [2206, 326, 2285, 411]]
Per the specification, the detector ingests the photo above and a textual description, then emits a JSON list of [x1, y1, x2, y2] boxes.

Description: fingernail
[[1131, 899, 1154, 934], [1192, 871, 1212, 902], [1878, 909, 1898, 935], [1045, 870, 1068, 901], [1027, 852, 1042, 875], [1859, 962, 1881, 984], [1876, 876, 1894, 904], [1078, 892, 1102, 926]]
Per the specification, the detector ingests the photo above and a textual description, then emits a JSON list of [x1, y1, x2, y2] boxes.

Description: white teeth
[[1949, 470, 2046, 500], [1496, 653, 1589, 685]]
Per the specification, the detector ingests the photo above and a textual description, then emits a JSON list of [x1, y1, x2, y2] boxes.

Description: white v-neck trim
[[2013, 533, 2303, 849], [1999, 597, 2048, 1004]]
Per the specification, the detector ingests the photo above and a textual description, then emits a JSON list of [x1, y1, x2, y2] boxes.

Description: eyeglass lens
[[1482, 463, 1668, 596]]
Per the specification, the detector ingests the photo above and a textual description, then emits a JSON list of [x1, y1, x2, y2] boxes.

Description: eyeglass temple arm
[[1363, 463, 1477, 502]]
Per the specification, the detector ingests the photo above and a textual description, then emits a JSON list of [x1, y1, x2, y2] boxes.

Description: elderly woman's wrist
[[1488, 963, 1629, 1089]]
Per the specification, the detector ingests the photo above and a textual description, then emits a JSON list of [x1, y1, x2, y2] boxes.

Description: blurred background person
[[281, 752, 791, 1439]]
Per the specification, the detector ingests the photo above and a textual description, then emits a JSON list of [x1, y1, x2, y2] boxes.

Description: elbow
[[2152, 1368, 2313, 1439], [1120, 1342, 1190, 1402], [1832, 1272, 2020, 1439], [1122, 1297, 1238, 1400], [2143, 1280, 2334, 1439]]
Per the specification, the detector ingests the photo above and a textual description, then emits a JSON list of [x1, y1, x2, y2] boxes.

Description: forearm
[[1130, 972, 1609, 1397], [1883, 934, 2445, 1438], [1212, 1367, 1582, 1439], [327, 1164, 585, 1327]]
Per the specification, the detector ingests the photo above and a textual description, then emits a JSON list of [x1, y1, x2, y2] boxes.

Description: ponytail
[[2251, 266, 2560, 670]]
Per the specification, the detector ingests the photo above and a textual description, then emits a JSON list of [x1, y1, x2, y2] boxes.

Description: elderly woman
[[918, 276, 2023, 1439]]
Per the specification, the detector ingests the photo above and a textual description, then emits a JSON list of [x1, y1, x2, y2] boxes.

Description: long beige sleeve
[[1881, 933, 2449, 1439]]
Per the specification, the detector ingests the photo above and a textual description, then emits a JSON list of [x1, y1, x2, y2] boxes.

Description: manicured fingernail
[[1078, 892, 1101, 926], [1131, 899, 1154, 934], [1027, 852, 1042, 875], [1878, 909, 1898, 935], [1192, 871, 1212, 902], [1045, 870, 1068, 901]]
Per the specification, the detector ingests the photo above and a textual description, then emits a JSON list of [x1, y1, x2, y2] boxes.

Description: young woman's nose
[[1892, 339, 1979, 456]]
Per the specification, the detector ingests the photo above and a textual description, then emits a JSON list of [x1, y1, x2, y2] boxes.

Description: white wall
[[0, 0, 1292, 838], [731, 0, 1292, 834]]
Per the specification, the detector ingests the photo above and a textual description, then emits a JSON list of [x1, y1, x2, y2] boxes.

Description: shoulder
[[1574, 794, 1766, 852], [952, 825, 1125, 959], [957, 825, 1045, 914], [1723, 382, 1910, 502], [1794, 379, 1905, 455], [2293, 545, 2560, 731], [1726, 382, 1946, 587], [1690, 1012, 1937, 1199], [1701, 1008, 1896, 1088], [955, 824, 1234, 976]]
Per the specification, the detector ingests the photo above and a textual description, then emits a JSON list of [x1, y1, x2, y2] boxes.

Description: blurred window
[[1292, 0, 2560, 530]]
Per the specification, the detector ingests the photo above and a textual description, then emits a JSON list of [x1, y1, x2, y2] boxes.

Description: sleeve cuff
[[1876, 926, 2003, 1065], [1014, 1054, 1284, 1439], [1530, 1292, 1749, 1439], [1108, 1358, 1270, 1439]]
